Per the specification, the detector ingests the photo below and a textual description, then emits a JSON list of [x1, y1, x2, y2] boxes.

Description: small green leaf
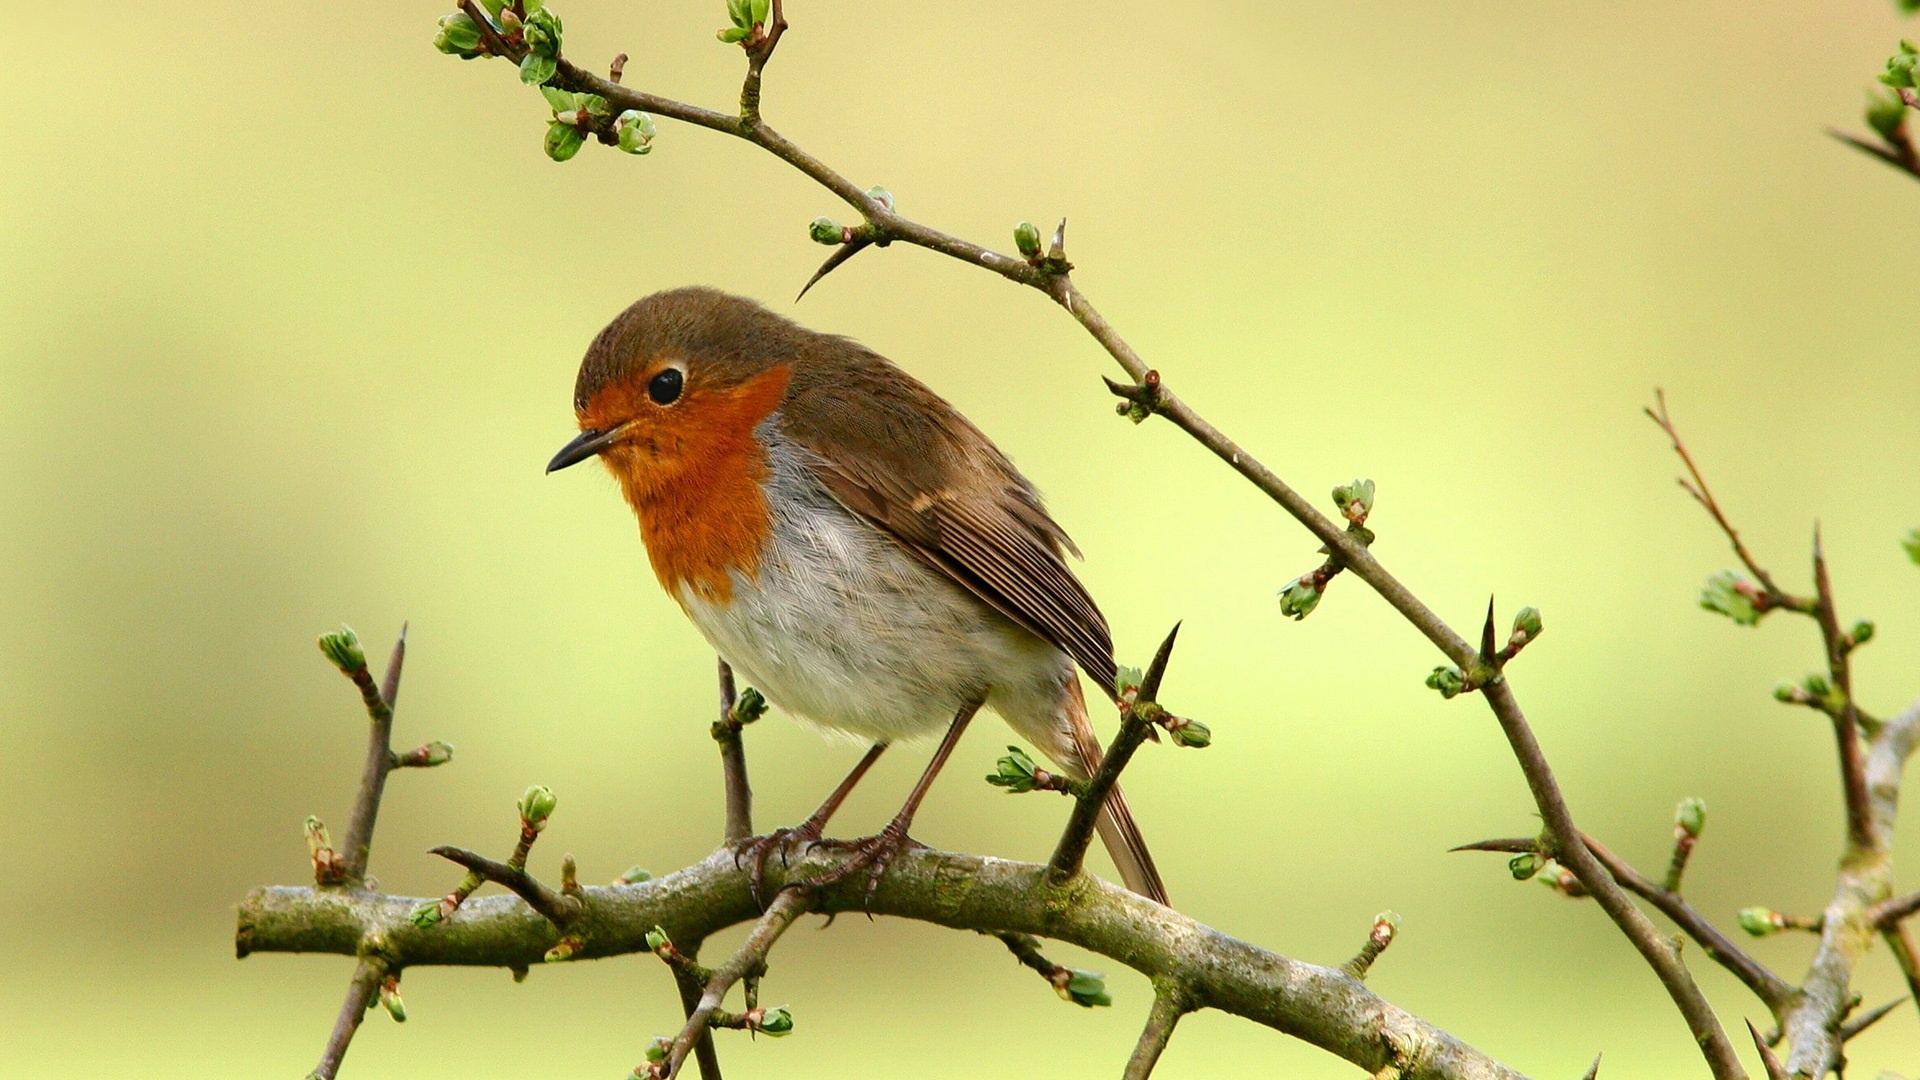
[[808, 216, 844, 245], [1425, 665, 1467, 699], [1699, 570, 1764, 626], [1113, 664, 1144, 699], [433, 13, 483, 54], [1674, 797, 1706, 839], [544, 122, 585, 161], [727, 0, 753, 29], [541, 85, 576, 111], [718, 25, 752, 43], [521, 53, 559, 85], [1059, 969, 1111, 1008], [645, 926, 671, 952], [754, 1005, 794, 1035], [1903, 528, 1920, 565], [730, 686, 768, 725], [1509, 852, 1541, 880], [409, 901, 444, 929], [616, 110, 657, 154], [616, 865, 652, 885], [750, 0, 772, 25], [523, 0, 546, 13], [986, 745, 1041, 793]]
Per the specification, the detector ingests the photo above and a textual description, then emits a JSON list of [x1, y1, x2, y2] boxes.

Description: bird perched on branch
[[547, 286, 1166, 907]]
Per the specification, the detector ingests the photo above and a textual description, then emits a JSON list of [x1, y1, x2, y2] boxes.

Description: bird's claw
[[732, 822, 822, 907], [799, 822, 920, 912]]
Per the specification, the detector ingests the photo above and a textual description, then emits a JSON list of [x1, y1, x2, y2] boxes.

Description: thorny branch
[[247, 4, 1920, 1078]]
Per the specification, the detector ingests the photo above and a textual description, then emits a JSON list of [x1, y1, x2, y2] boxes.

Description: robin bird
[[546, 286, 1167, 907]]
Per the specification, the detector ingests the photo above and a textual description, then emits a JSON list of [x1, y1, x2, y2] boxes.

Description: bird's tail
[[1062, 678, 1170, 907]]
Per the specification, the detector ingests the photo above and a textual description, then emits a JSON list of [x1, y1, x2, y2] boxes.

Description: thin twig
[[430, 845, 583, 929], [1046, 623, 1178, 886], [1869, 889, 1920, 928], [1644, 392, 1809, 611], [1829, 127, 1920, 182], [1887, 919, 1920, 1023], [1811, 532, 1874, 851], [669, 938, 725, 1080], [666, 889, 808, 1079], [714, 660, 752, 843], [341, 626, 407, 884], [310, 957, 385, 1080], [1123, 985, 1190, 1080]]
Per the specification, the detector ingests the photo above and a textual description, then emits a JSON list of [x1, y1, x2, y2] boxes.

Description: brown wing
[[777, 335, 1119, 696]]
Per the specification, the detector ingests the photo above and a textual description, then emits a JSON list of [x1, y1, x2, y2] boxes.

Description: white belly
[[675, 432, 1074, 752]]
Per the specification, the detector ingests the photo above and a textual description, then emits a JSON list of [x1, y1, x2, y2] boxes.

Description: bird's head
[[547, 287, 798, 501]]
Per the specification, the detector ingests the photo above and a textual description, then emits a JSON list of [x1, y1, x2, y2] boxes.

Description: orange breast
[[595, 366, 792, 604]]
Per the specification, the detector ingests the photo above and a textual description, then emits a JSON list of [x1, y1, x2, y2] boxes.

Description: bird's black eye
[[648, 368, 684, 406]]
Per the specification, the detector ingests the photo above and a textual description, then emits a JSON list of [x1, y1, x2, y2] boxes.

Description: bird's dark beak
[[546, 425, 627, 473]]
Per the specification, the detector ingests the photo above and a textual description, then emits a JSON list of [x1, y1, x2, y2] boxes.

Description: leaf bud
[[1165, 715, 1211, 748], [544, 934, 585, 962], [865, 186, 895, 212], [1674, 797, 1706, 839], [1850, 620, 1876, 647], [616, 110, 657, 155], [1050, 968, 1112, 1008], [1425, 665, 1468, 699], [1014, 221, 1043, 258], [1510, 606, 1543, 646], [409, 901, 443, 929], [809, 217, 845, 245], [1509, 852, 1542, 880], [1278, 576, 1322, 621], [379, 976, 407, 1022], [1331, 479, 1376, 523], [616, 865, 652, 885], [317, 626, 367, 674], [1737, 907, 1783, 937], [433, 13, 484, 56], [730, 686, 768, 725], [645, 926, 671, 953], [752, 1005, 794, 1036], [519, 784, 558, 831], [1699, 570, 1764, 626]]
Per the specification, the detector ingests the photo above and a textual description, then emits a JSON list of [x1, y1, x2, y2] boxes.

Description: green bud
[[1885, 49, 1920, 90], [1851, 620, 1876, 647], [1773, 681, 1803, 703], [731, 686, 768, 725], [398, 740, 454, 767], [1278, 576, 1322, 621], [379, 979, 407, 1022], [433, 13, 484, 56], [1804, 673, 1833, 699], [1331, 479, 1376, 522], [544, 122, 585, 162], [1509, 852, 1541, 880], [645, 1035, 672, 1063], [304, 815, 333, 858], [987, 746, 1042, 793], [1510, 606, 1543, 645], [616, 110, 657, 155], [865, 186, 895, 212], [750, 0, 771, 24], [727, 0, 753, 28], [519, 784, 558, 830], [1699, 570, 1764, 626], [1869, 91, 1909, 142], [497, 7, 523, 31], [1113, 664, 1145, 701], [808, 217, 844, 245], [1425, 665, 1468, 699], [317, 626, 367, 673], [645, 926, 671, 953], [616, 865, 652, 885], [1014, 221, 1043, 258], [544, 934, 585, 962], [1674, 797, 1706, 838], [754, 1005, 794, 1036], [409, 901, 443, 929], [718, 25, 752, 42], [1056, 968, 1112, 1008], [1905, 529, 1920, 566], [1737, 907, 1782, 937], [1166, 716, 1211, 748]]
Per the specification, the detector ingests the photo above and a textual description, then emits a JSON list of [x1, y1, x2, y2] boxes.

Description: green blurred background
[[5, 1, 1920, 1075]]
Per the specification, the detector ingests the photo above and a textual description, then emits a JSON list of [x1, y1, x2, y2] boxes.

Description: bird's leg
[[736, 742, 888, 905], [803, 697, 984, 909]]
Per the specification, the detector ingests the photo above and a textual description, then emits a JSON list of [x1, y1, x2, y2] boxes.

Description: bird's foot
[[800, 819, 921, 911], [731, 822, 823, 907]]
